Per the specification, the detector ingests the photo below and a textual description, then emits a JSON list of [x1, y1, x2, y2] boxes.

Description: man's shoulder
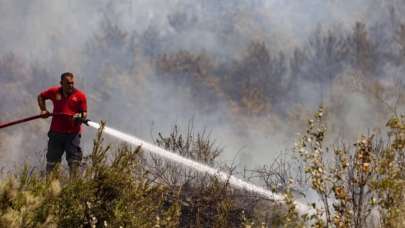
[[46, 86, 61, 92], [41, 86, 61, 96], [73, 88, 87, 99]]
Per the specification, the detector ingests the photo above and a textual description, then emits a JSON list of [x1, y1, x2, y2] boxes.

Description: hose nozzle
[[73, 113, 89, 126], [82, 118, 90, 126]]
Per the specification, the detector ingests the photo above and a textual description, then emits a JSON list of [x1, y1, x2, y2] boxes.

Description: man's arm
[[37, 94, 50, 118], [80, 93, 87, 119], [73, 93, 88, 122]]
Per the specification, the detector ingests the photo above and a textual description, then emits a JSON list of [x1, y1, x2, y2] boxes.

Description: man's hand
[[38, 95, 50, 118], [73, 112, 89, 125], [73, 113, 86, 122], [73, 113, 83, 121], [40, 110, 51, 118]]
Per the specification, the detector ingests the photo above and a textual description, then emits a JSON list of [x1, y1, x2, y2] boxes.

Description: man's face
[[61, 76, 74, 94]]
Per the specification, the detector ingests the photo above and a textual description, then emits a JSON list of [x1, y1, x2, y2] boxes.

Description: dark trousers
[[46, 131, 82, 175]]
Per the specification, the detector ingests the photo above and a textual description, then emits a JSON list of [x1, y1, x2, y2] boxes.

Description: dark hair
[[60, 72, 74, 81]]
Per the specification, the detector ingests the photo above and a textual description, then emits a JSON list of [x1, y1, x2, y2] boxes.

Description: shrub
[[292, 107, 405, 227]]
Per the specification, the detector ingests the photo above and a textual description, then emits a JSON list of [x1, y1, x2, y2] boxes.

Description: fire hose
[[0, 113, 89, 129]]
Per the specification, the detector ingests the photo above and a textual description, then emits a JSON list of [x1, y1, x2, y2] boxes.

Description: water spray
[[0, 113, 314, 215], [87, 121, 314, 215]]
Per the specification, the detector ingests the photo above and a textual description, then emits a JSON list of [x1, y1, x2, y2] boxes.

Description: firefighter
[[37, 72, 87, 176]]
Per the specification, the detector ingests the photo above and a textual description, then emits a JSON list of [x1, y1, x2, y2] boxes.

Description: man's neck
[[61, 88, 73, 98]]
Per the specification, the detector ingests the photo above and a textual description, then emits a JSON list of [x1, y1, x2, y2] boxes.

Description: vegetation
[[0, 110, 404, 227], [0, 125, 181, 227], [0, 123, 281, 227], [287, 108, 405, 227]]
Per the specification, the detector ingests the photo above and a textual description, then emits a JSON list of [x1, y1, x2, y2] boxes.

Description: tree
[[396, 24, 405, 64], [307, 28, 347, 86], [156, 50, 220, 112], [347, 22, 379, 76], [289, 28, 347, 103], [223, 41, 287, 115]]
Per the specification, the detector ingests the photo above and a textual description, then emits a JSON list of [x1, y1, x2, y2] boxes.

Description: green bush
[[0, 124, 181, 228]]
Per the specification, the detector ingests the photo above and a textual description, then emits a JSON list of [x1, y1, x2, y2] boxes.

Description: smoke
[[1, 0, 405, 172], [2, 0, 400, 59]]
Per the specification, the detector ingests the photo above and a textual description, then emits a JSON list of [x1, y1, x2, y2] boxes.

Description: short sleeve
[[40, 87, 57, 100]]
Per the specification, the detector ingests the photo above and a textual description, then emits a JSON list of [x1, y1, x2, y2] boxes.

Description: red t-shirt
[[40, 86, 87, 133]]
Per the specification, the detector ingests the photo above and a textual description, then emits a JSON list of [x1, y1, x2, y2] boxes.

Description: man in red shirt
[[38, 72, 87, 176]]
